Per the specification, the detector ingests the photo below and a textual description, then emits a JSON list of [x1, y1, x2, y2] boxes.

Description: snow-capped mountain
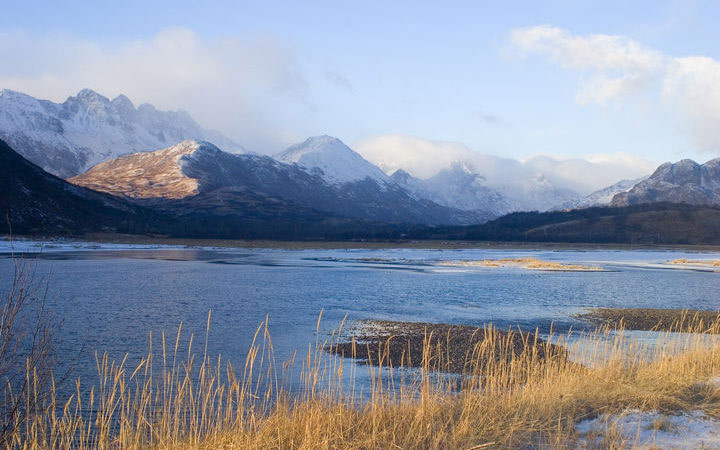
[[391, 163, 515, 215], [0, 89, 243, 178], [499, 173, 580, 212], [554, 177, 647, 210], [612, 158, 720, 207], [276, 135, 580, 215], [70, 140, 492, 225], [354, 135, 655, 213], [276, 135, 389, 185]]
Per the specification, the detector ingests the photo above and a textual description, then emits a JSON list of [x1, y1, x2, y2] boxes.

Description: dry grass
[[438, 257, 602, 271], [4, 312, 720, 448], [326, 320, 567, 374], [577, 308, 720, 333], [669, 258, 720, 267]]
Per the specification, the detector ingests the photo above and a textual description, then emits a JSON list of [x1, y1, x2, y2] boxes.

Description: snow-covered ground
[[576, 409, 720, 448]]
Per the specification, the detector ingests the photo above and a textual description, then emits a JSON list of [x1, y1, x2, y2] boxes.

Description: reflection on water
[[0, 241, 719, 396]]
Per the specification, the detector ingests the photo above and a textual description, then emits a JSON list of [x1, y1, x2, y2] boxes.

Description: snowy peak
[[612, 157, 720, 207], [554, 177, 647, 210], [390, 169, 415, 185], [0, 88, 244, 178], [277, 135, 389, 185]]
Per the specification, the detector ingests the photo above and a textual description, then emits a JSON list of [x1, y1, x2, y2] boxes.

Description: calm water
[[1, 240, 719, 394]]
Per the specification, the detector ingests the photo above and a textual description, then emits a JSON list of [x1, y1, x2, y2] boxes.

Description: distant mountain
[[354, 135, 655, 213], [277, 136, 389, 185], [427, 203, 720, 245], [497, 173, 579, 212], [612, 158, 720, 207], [554, 177, 647, 210], [390, 163, 515, 215], [0, 139, 162, 235], [7, 136, 720, 244], [0, 89, 243, 178], [71, 140, 491, 226]]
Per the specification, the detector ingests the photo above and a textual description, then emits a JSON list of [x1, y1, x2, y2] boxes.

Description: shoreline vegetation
[[325, 320, 567, 374], [667, 258, 720, 271], [4, 309, 720, 447], [438, 257, 602, 271], [576, 307, 720, 333]]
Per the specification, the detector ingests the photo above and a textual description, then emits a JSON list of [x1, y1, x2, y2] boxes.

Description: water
[[0, 240, 719, 396]]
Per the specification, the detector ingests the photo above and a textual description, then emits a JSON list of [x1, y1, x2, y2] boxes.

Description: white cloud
[[663, 56, 720, 151], [353, 134, 481, 179], [354, 134, 654, 194], [0, 28, 308, 152], [510, 25, 664, 73], [509, 25, 720, 152]]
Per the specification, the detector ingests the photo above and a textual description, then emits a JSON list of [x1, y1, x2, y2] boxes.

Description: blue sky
[[1, 0, 719, 165]]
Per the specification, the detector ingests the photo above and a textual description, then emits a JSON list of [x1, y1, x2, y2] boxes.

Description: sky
[[1, 0, 720, 167]]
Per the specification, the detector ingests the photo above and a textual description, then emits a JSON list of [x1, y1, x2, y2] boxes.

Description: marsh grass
[[5, 311, 720, 448]]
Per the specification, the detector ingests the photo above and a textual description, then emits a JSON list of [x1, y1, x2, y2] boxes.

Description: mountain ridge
[[0, 89, 243, 177], [71, 140, 493, 226], [612, 158, 720, 207], [276, 135, 390, 185]]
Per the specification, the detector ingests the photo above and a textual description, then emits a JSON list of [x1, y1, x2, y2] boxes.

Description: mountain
[[0, 139, 428, 240], [425, 203, 720, 245], [277, 136, 389, 185], [390, 164, 515, 215], [497, 173, 579, 212], [612, 158, 720, 207], [71, 140, 491, 226], [0, 139, 163, 235], [553, 177, 647, 210], [354, 135, 654, 213], [0, 89, 243, 178]]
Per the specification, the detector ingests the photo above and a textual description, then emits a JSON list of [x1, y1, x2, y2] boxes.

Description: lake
[[1, 239, 719, 395]]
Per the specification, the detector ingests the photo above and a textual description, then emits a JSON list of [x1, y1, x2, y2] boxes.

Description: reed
[[4, 310, 720, 448]]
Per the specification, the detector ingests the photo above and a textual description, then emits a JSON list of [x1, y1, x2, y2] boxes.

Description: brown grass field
[[2, 309, 720, 448]]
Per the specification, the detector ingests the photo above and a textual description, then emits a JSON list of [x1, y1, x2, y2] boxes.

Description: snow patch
[[576, 410, 720, 448]]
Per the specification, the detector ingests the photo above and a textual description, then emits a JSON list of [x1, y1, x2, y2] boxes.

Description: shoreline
[[4, 232, 720, 252], [576, 307, 720, 332]]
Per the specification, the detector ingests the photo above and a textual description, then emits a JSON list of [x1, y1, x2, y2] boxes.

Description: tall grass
[[3, 310, 720, 449]]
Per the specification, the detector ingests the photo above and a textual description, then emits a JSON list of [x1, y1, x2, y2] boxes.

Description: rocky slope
[[612, 158, 720, 207], [0, 89, 243, 177], [554, 177, 646, 210], [0, 139, 161, 234], [71, 140, 491, 225]]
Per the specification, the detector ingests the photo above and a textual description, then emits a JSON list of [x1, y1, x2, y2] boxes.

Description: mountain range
[[5, 136, 720, 245], [0, 138, 427, 239], [69, 138, 491, 226], [0, 89, 629, 218], [0, 88, 243, 178], [3, 88, 720, 240]]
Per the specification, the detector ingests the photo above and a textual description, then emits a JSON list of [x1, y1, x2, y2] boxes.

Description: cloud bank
[[509, 25, 720, 153], [0, 28, 308, 152], [354, 134, 656, 194]]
